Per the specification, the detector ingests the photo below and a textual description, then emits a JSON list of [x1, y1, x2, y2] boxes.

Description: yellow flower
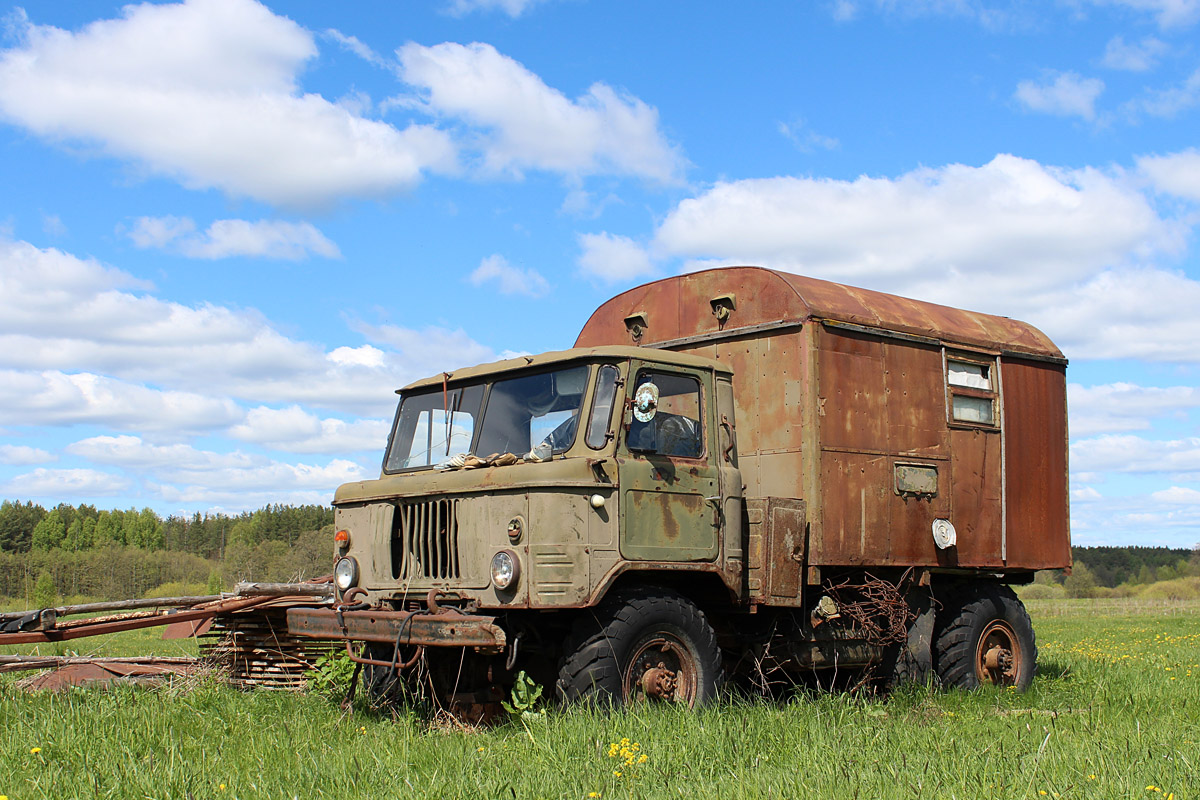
[[1039, 791, 1047, 796], [613, 771, 622, 777], [30, 747, 42, 754], [220, 784, 226, 791], [588, 794, 601, 798], [477, 747, 485, 753]]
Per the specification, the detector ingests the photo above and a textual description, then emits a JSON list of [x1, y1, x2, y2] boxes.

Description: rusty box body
[[575, 266, 1070, 575]]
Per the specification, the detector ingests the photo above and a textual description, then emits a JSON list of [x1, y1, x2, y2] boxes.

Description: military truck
[[288, 267, 1070, 707]]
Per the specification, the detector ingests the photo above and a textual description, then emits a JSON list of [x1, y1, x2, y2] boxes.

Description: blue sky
[[1, 0, 1199, 547]]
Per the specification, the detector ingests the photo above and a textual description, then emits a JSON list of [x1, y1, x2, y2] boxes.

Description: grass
[[1, 599, 1198, 800]]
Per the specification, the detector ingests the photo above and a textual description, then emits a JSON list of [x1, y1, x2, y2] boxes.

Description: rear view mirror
[[633, 382, 659, 422]]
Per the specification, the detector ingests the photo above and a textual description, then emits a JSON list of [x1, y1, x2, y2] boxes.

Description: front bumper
[[286, 607, 507, 654]]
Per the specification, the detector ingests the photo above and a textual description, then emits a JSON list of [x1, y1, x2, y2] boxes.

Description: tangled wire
[[822, 570, 917, 647]]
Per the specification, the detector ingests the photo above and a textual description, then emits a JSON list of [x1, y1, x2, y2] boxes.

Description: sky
[[1, 0, 1199, 547]]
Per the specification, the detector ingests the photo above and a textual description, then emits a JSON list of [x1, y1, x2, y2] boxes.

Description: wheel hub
[[976, 620, 1021, 686], [640, 663, 678, 698]]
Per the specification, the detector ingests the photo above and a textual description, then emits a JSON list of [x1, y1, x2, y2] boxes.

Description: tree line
[[0, 500, 333, 558], [0, 500, 335, 605]]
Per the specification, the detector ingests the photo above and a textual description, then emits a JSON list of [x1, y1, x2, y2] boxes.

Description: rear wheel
[[934, 584, 1036, 690], [557, 588, 722, 708]]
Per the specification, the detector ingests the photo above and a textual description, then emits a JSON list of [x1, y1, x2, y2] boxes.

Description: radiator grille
[[391, 498, 461, 580]]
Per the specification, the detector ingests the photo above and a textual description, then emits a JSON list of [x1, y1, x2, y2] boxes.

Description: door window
[[627, 372, 704, 458]]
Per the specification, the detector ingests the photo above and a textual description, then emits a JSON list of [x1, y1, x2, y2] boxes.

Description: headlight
[[334, 556, 359, 591], [490, 550, 520, 591]]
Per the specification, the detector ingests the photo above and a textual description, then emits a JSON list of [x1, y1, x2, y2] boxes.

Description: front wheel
[[934, 584, 1037, 690], [556, 588, 722, 708]]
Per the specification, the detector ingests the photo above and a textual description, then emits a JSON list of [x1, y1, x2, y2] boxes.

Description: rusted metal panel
[[15, 659, 205, 691], [883, 339, 948, 457], [818, 327, 887, 452], [286, 607, 506, 652], [746, 497, 807, 606], [818, 451, 891, 565], [1002, 357, 1071, 568], [949, 427, 1004, 567]]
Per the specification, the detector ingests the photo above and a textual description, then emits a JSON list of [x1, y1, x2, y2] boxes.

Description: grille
[[392, 498, 461, 580]]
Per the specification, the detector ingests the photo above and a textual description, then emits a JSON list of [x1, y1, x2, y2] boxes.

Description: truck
[[287, 266, 1070, 708]]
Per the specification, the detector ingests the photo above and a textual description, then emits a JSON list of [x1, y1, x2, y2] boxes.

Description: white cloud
[[321, 29, 389, 68], [577, 232, 656, 283], [1138, 148, 1200, 201], [0, 443, 55, 465], [777, 118, 840, 153], [653, 155, 1167, 295], [1072, 486, 1103, 501], [1152, 486, 1200, 503], [0, 0, 456, 208], [0, 370, 243, 434], [65, 433, 369, 504], [1070, 434, 1200, 476], [396, 42, 685, 182], [1015, 71, 1105, 120], [127, 216, 341, 260], [445, 0, 546, 17], [1, 467, 130, 498], [228, 406, 389, 453], [1101, 35, 1168, 71], [0, 238, 499, 417], [1084, 0, 1200, 29], [1127, 68, 1200, 118], [468, 254, 550, 297], [1069, 382, 1200, 435]]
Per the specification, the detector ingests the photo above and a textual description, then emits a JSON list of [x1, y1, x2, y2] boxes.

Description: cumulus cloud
[[0, 0, 456, 208], [1069, 383, 1200, 435], [1015, 71, 1105, 120], [228, 406, 389, 453], [65, 433, 368, 505], [0, 238, 496, 417], [1070, 434, 1200, 476], [1152, 486, 1200, 503], [0, 370, 243, 434], [1, 467, 130, 498], [126, 216, 341, 260], [1138, 149, 1200, 201], [396, 42, 685, 182], [1101, 35, 1168, 71], [0, 443, 55, 465], [468, 254, 550, 297], [653, 155, 1168, 293], [577, 232, 656, 283]]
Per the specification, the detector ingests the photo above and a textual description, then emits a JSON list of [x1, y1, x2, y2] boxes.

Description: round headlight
[[334, 556, 359, 591], [490, 550, 520, 591]]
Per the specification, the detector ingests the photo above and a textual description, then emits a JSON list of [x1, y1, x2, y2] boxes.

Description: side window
[[627, 372, 704, 458], [947, 355, 998, 427], [586, 364, 620, 449]]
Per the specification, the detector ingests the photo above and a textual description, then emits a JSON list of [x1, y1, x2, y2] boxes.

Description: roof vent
[[624, 312, 649, 342], [710, 294, 737, 328]]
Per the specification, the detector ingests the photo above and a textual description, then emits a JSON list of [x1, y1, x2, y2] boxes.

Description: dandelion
[[1088, 775, 1097, 780], [30, 747, 42, 754], [477, 747, 485, 753], [613, 771, 622, 777], [219, 784, 226, 791], [1039, 791, 1047, 796], [588, 793, 602, 798]]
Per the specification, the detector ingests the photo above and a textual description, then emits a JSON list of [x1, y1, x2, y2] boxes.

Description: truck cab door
[[617, 363, 720, 561]]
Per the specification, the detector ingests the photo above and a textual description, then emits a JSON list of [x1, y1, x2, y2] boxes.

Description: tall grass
[[2, 598, 1197, 799]]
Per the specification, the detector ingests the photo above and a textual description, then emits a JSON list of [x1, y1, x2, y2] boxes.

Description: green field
[[1, 599, 1197, 800]]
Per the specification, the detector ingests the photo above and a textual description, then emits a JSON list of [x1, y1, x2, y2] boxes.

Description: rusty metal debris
[[821, 572, 917, 647], [0, 579, 338, 691]]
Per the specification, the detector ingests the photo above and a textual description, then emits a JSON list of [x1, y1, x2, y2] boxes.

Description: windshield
[[384, 364, 591, 472]]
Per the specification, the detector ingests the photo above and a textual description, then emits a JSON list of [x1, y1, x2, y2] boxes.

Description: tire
[[556, 587, 722, 708], [934, 584, 1037, 690]]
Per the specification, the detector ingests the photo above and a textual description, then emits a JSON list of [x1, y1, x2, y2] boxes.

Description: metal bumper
[[286, 607, 507, 654]]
